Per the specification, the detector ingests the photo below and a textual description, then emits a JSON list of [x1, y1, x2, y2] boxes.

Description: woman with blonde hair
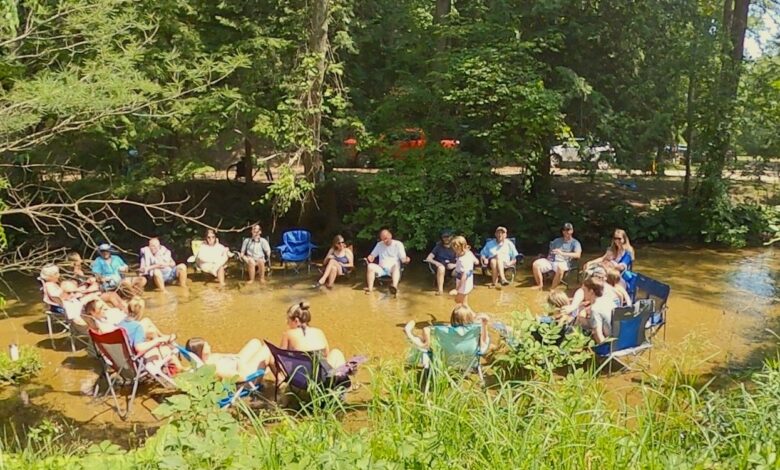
[[583, 228, 637, 294], [404, 305, 490, 352], [448, 236, 478, 306]]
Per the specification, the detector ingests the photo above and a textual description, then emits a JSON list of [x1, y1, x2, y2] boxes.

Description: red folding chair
[[89, 328, 176, 419]]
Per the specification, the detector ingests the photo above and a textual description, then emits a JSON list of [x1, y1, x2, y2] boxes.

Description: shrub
[[348, 147, 501, 250], [491, 310, 594, 379], [0, 346, 42, 385]]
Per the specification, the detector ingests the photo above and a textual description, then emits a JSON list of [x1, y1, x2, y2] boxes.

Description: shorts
[[374, 264, 396, 278], [243, 255, 267, 264], [149, 267, 177, 283], [198, 262, 223, 276], [455, 271, 474, 295], [536, 258, 569, 274]]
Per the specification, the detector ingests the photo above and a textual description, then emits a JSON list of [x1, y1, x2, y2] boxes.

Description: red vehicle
[[343, 128, 459, 167]]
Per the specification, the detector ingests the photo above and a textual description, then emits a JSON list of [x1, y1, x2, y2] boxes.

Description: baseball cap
[[441, 229, 453, 237], [495, 226, 507, 233], [562, 222, 574, 231], [98, 243, 113, 252]]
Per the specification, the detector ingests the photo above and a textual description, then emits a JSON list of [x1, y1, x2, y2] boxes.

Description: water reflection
[[724, 250, 777, 317]]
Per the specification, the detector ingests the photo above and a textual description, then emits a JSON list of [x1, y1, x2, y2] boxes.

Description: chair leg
[[126, 377, 141, 420], [105, 371, 123, 418], [69, 333, 76, 353]]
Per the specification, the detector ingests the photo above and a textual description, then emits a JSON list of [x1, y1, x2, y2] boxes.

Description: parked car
[[550, 138, 614, 170]]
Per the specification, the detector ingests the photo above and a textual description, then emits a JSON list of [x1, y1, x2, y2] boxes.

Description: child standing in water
[[449, 236, 477, 306]]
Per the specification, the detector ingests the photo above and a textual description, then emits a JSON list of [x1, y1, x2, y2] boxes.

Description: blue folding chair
[[275, 230, 317, 274], [479, 237, 524, 282], [633, 273, 671, 339], [176, 345, 266, 408], [593, 304, 653, 375]]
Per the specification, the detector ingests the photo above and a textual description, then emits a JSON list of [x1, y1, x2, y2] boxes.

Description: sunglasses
[[336, 241, 345, 245]]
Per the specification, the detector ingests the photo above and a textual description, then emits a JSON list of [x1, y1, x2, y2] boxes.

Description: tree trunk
[[244, 137, 253, 184], [302, 0, 330, 186], [434, 0, 451, 51], [683, 71, 696, 197], [699, 0, 750, 194]]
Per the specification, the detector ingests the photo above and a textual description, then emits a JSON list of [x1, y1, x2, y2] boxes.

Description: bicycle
[[225, 157, 273, 183]]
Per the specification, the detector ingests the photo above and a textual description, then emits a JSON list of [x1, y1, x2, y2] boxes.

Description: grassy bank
[[2, 351, 779, 469]]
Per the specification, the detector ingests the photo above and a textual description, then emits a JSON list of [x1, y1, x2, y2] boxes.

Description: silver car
[[550, 138, 614, 170]]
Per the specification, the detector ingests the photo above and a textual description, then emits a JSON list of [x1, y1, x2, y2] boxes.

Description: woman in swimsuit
[[280, 301, 346, 369], [314, 235, 354, 289], [185, 337, 271, 380]]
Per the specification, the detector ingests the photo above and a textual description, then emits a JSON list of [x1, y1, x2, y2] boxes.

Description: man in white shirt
[[365, 228, 410, 296], [140, 237, 188, 290]]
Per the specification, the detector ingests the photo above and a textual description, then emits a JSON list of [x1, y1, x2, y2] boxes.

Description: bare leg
[[257, 259, 266, 283], [455, 293, 467, 306], [326, 348, 346, 369], [435, 265, 445, 294], [532, 259, 545, 288], [217, 266, 226, 286], [326, 263, 339, 287], [152, 271, 165, 291], [365, 265, 379, 292], [391, 264, 401, 289], [551, 266, 565, 289], [496, 261, 507, 283], [489, 258, 499, 285], [318, 260, 336, 286], [176, 264, 188, 287], [245, 258, 256, 282], [236, 339, 271, 378], [134, 276, 148, 290]]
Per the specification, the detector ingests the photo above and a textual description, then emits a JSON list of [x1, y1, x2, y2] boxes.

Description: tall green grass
[[1, 355, 779, 469]]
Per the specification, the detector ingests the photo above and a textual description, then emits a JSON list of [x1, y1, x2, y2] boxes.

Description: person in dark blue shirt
[[424, 230, 457, 295]]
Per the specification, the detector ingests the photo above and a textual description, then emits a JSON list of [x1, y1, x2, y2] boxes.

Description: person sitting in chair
[[140, 237, 188, 291], [118, 297, 181, 372], [479, 226, 519, 287], [239, 223, 272, 283], [195, 229, 230, 286], [314, 235, 354, 289], [41, 265, 126, 313], [280, 301, 346, 370], [531, 222, 582, 290], [365, 228, 410, 296], [577, 277, 614, 344], [424, 230, 457, 295], [92, 244, 147, 293], [404, 305, 490, 351], [185, 337, 272, 381]]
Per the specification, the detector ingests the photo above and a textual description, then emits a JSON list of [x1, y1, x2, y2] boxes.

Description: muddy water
[[0, 246, 777, 437]]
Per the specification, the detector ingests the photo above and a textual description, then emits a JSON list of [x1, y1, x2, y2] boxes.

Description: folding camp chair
[[480, 237, 524, 282], [592, 303, 653, 375], [542, 259, 580, 288], [89, 328, 177, 419], [275, 230, 317, 274], [38, 278, 90, 352], [633, 273, 671, 340], [364, 257, 407, 288], [176, 346, 266, 408], [264, 341, 364, 401], [407, 323, 489, 393]]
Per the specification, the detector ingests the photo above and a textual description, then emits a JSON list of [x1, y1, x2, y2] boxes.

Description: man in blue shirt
[[92, 243, 147, 292], [479, 226, 519, 287], [532, 222, 582, 289], [424, 230, 457, 295]]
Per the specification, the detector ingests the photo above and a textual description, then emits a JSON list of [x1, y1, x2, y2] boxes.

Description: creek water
[[0, 245, 777, 442]]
